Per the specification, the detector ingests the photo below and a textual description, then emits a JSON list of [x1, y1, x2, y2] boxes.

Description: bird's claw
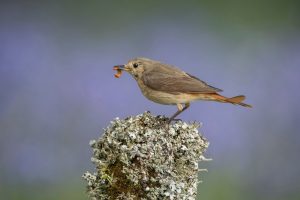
[[166, 118, 182, 124], [171, 118, 182, 122], [153, 123, 169, 129]]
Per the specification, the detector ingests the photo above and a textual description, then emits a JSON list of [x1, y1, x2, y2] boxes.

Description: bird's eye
[[133, 63, 139, 68]]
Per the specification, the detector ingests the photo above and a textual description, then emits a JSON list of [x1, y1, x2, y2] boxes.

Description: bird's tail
[[225, 95, 252, 108], [211, 94, 252, 108]]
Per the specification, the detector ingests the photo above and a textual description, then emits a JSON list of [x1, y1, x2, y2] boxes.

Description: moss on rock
[[83, 112, 209, 200]]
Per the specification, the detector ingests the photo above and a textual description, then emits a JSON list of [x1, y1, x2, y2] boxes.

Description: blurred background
[[1, 0, 300, 199]]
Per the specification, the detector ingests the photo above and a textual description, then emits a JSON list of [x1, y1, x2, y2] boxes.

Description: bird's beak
[[113, 65, 128, 71]]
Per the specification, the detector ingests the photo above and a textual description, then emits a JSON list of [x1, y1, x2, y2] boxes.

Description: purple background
[[1, 1, 300, 199]]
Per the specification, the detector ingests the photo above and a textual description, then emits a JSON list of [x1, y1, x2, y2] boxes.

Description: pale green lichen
[[83, 112, 209, 200]]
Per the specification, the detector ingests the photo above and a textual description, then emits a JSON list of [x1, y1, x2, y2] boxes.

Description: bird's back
[[142, 61, 222, 94]]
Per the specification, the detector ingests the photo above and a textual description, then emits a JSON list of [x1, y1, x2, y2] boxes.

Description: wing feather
[[142, 65, 222, 94]]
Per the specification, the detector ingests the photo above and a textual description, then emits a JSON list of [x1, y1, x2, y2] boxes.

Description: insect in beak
[[113, 65, 126, 78]]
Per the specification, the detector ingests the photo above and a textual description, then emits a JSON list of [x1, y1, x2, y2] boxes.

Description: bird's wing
[[142, 65, 222, 94]]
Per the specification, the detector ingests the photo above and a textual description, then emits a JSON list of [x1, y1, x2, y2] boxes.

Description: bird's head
[[114, 57, 156, 80]]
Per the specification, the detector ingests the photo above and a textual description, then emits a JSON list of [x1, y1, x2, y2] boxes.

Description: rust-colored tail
[[226, 95, 252, 108], [211, 94, 252, 108]]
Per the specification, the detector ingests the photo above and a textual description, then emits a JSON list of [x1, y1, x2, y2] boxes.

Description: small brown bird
[[114, 57, 251, 123]]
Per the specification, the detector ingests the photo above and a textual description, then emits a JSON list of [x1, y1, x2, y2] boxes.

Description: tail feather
[[226, 95, 252, 108], [202, 93, 252, 108], [227, 95, 245, 103]]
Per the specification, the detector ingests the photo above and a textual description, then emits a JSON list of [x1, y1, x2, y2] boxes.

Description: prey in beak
[[113, 65, 125, 78]]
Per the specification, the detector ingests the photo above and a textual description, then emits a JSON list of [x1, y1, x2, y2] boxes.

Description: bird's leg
[[171, 104, 184, 122], [168, 103, 190, 123]]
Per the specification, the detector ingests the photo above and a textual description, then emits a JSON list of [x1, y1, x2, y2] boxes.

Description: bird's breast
[[136, 79, 202, 105]]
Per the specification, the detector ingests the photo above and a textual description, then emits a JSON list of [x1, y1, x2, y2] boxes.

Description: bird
[[114, 57, 251, 123]]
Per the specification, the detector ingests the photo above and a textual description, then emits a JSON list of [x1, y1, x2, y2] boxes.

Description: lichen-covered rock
[[83, 112, 209, 200]]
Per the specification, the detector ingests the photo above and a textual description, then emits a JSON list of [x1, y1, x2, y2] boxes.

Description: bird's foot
[[171, 118, 182, 122], [152, 117, 170, 129], [153, 122, 168, 129], [153, 117, 182, 130], [153, 118, 181, 130], [166, 118, 182, 124]]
